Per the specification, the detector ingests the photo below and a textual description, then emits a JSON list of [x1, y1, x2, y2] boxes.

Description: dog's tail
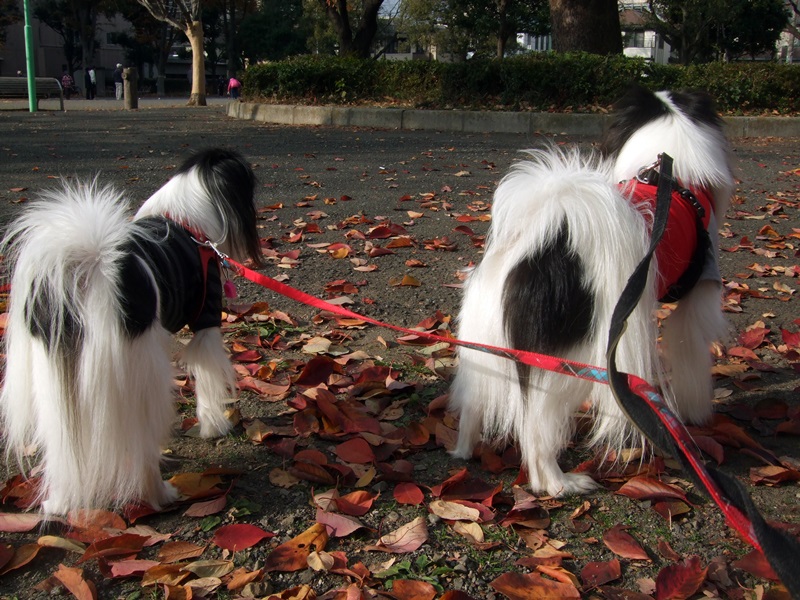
[[491, 147, 660, 452], [1, 181, 175, 514]]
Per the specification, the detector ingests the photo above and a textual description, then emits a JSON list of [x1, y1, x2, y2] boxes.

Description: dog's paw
[[157, 481, 180, 507], [197, 411, 233, 439], [41, 496, 69, 516], [549, 472, 599, 497]]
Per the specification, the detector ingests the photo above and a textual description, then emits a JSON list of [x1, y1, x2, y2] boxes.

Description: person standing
[[113, 64, 124, 100], [61, 66, 74, 100], [85, 66, 96, 99]]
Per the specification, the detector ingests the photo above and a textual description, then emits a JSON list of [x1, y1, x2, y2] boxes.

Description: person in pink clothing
[[227, 76, 241, 100]]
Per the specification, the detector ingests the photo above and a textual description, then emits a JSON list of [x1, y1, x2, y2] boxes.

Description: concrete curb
[[228, 101, 800, 138]]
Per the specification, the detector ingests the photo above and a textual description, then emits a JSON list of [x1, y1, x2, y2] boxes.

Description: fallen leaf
[[654, 555, 707, 600], [52, 564, 97, 600], [602, 524, 650, 561], [266, 523, 329, 572], [491, 571, 580, 599], [364, 516, 427, 553], [212, 523, 274, 551]]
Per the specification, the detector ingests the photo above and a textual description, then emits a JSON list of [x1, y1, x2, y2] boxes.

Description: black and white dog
[[1, 149, 262, 515], [449, 88, 735, 496]]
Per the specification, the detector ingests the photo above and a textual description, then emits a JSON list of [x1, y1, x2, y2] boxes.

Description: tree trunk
[[549, 0, 622, 55], [496, 0, 511, 58], [317, 0, 383, 59], [186, 20, 207, 106]]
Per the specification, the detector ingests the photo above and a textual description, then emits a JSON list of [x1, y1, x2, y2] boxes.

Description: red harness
[[620, 181, 714, 302]]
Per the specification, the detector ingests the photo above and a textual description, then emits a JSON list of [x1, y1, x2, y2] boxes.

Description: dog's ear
[[663, 89, 724, 131], [600, 85, 666, 158]]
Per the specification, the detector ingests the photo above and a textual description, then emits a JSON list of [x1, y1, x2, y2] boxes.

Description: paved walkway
[[2, 94, 798, 138]]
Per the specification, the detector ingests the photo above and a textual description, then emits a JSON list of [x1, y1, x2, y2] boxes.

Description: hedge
[[241, 53, 800, 114]]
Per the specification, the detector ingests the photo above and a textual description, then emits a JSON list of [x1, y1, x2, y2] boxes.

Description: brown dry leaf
[[428, 499, 481, 522], [52, 564, 97, 600], [364, 516, 428, 553]]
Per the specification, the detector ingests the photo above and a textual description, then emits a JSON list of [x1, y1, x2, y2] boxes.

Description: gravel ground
[[0, 104, 798, 599]]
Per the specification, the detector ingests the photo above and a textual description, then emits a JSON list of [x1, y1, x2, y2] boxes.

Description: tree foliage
[[238, 0, 309, 63], [0, 0, 21, 48], [397, 0, 549, 60], [648, 0, 789, 63]]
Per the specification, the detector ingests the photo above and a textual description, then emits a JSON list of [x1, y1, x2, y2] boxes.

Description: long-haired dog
[[449, 87, 735, 496], [1, 148, 262, 515]]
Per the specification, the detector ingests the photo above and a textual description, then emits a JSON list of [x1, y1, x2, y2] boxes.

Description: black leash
[[606, 153, 800, 596]]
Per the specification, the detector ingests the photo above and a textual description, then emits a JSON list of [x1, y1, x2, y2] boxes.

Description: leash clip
[[636, 157, 662, 186]]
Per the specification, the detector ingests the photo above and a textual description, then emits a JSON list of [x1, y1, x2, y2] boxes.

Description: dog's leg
[[660, 279, 725, 425], [448, 349, 501, 460], [182, 327, 236, 438], [519, 374, 598, 497]]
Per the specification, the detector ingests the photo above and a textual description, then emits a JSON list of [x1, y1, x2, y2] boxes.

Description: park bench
[[0, 77, 64, 111]]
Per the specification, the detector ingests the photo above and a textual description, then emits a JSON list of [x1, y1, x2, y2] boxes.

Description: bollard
[[123, 67, 138, 110]]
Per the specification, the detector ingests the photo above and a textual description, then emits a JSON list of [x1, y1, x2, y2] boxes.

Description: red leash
[[226, 258, 762, 551]]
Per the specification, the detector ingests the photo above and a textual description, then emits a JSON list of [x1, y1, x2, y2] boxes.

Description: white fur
[[1, 160, 248, 515], [449, 92, 734, 497]]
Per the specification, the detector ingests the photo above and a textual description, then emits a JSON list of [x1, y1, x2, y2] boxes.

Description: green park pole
[[23, 0, 37, 113]]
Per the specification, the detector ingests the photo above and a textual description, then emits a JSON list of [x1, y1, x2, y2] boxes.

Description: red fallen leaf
[[749, 465, 800, 485], [692, 435, 725, 464], [0, 543, 41, 575], [738, 326, 770, 349], [265, 523, 328, 572], [184, 495, 227, 518], [212, 524, 274, 551], [386, 236, 414, 248], [490, 571, 581, 599], [315, 508, 367, 537], [0, 512, 45, 532], [658, 540, 681, 561], [655, 555, 707, 600], [602, 524, 650, 561], [368, 245, 395, 258], [52, 564, 97, 600], [776, 419, 800, 435], [754, 398, 788, 420], [386, 579, 437, 600], [335, 490, 376, 516], [727, 346, 760, 361], [781, 328, 800, 348], [731, 549, 779, 580], [231, 349, 262, 362], [334, 437, 375, 464], [78, 534, 148, 564], [108, 559, 161, 578], [394, 482, 425, 506], [616, 476, 690, 504], [0, 544, 13, 572], [581, 559, 621, 588], [453, 225, 475, 236], [294, 356, 339, 387]]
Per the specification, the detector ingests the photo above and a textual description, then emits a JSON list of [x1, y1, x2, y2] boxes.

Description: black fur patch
[[502, 222, 594, 390], [182, 148, 262, 266], [600, 86, 722, 159]]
